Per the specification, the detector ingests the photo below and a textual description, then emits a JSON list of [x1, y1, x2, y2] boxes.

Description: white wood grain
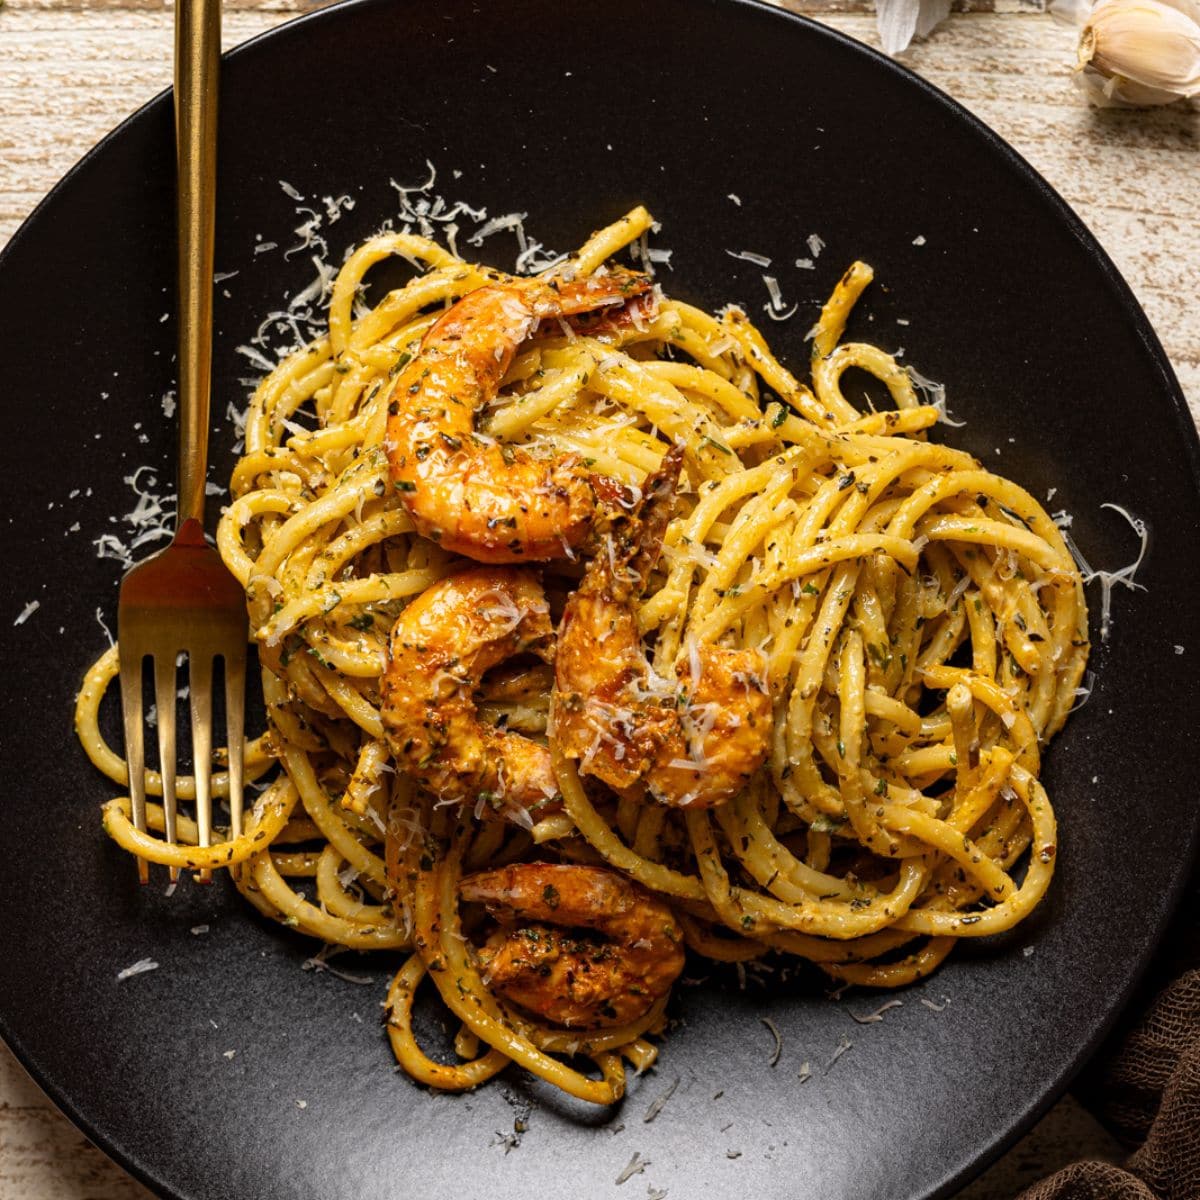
[[1, 6, 1194, 407], [0, 2, 1189, 1197], [0, 1044, 153, 1199]]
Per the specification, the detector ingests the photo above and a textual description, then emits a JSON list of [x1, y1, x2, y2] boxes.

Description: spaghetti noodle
[[76, 206, 1089, 1103]]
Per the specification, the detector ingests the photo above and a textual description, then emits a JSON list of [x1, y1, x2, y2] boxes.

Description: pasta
[[76, 205, 1089, 1104]]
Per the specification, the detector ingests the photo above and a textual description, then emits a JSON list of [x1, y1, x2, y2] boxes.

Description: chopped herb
[[809, 814, 844, 835]]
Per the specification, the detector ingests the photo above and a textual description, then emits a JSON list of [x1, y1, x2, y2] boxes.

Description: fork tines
[[117, 532, 247, 884]]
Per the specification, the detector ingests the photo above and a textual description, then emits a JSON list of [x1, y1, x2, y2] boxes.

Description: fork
[[118, 0, 246, 885]]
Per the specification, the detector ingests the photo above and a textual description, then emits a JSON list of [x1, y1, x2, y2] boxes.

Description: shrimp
[[380, 567, 559, 824], [386, 268, 655, 563], [459, 863, 685, 1028], [553, 445, 772, 808]]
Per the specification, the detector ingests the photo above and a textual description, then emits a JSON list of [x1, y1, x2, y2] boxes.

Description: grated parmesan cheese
[[825, 1034, 852, 1071], [762, 275, 798, 322], [907, 367, 965, 427], [13, 600, 39, 626], [95, 607, 115, 646], [849, 998, 903, 1024], [1056, 503, 1149, 643], [1070, 669, 1096, 713], [116, 958, 159, 981], [615, 1153, 649, 1186], [726, 249, 772, 268]]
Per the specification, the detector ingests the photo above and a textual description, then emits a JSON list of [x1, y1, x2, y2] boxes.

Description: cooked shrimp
[[459, 863, 685, 1028], [381, 567, 558, 823], [553, 445, 772, 808], [386, 268, 655, 563]]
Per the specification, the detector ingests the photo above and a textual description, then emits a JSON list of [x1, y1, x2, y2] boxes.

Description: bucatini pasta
[[77, 205, 1089, 1104]]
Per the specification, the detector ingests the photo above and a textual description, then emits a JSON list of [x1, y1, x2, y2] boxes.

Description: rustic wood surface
[[1, 2, 1196, 1197]]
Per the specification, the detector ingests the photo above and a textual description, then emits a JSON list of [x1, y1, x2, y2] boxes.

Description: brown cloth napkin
[[1018, 880, 1200, 1200]]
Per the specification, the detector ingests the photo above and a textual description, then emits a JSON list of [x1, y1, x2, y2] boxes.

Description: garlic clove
[[1073, 63, 1192, 104], [1154, 0, 1200, 26], [1077, 0, 1200, 106]]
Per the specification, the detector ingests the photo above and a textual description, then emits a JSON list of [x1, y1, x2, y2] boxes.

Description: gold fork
[[118, 0, 246, 884]]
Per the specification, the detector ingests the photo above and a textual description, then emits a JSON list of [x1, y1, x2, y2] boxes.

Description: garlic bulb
[[1076, 0, 1200, 106]]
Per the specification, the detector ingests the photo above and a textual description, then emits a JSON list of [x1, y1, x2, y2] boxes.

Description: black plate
[[2, 2, 1198, 1198]]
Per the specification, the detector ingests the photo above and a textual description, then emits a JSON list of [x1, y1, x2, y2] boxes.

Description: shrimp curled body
[[386, 270, 654, 563], [553, 447, 772, 808], [381, 567, 558, 823], [459, 863, 685, 1028]]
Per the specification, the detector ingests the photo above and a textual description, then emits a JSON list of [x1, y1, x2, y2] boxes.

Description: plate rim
[[1, 3, 1198, 1198]]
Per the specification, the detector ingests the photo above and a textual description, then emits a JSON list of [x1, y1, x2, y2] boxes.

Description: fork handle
[[174, 0, 221, 530]]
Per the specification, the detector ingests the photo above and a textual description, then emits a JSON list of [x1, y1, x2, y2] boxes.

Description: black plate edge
[[719, 4, 1200, 1193], [1, 3, 1197, 1198]]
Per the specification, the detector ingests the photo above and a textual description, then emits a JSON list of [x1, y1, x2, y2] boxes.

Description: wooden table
[[1, 3, 1196, 1197]]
